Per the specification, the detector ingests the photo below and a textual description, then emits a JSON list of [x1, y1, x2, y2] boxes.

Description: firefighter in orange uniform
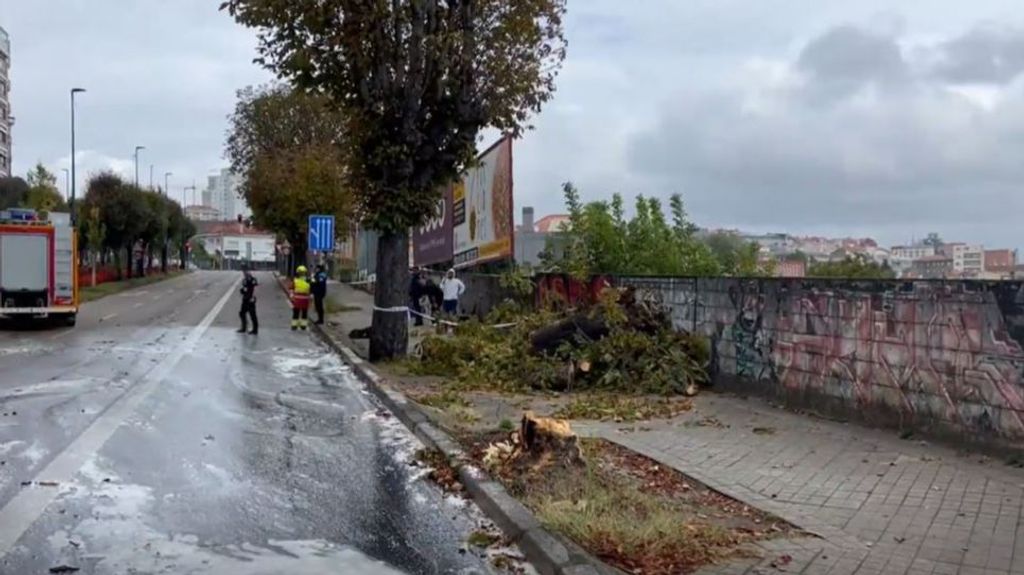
[[291, 265, 312, 331]]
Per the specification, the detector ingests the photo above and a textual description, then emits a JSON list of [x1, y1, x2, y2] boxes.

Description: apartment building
[[204, 168, 251, 222], [952, 244, 984, 276], [0, 26, 11, 177]]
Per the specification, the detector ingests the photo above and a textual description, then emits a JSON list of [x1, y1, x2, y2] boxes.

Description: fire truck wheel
[[62, 314, 77, 327]]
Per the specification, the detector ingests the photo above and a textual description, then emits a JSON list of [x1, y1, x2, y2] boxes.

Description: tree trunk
[[369, 230, 410, 361], [117, 247, 126, 280], [91, 252, 97, 287], [161, 242, 168, 274]]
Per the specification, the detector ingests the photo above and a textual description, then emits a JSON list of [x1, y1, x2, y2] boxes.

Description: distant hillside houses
[[723, 230, 1019, 280]]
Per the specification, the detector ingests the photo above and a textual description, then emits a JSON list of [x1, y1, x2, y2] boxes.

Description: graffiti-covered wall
[[619, 277, 1024, 448]]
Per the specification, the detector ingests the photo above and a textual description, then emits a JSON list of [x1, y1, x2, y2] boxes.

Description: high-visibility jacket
[[291, 277, 311, 309]]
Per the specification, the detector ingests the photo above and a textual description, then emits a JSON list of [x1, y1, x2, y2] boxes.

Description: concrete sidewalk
[[319, 280, 436, 359], [321, 281, 1024, 575], [578, 396, 1024, 575]]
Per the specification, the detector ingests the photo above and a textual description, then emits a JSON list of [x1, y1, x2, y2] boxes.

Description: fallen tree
[[412, 287, 710, 396]]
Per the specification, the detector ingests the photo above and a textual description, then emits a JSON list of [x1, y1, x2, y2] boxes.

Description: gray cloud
[[6, 2, 1024, 251], [624, 21, 1024, 248], [797, 26, 909, 101], [5, 0, 270, 198], [933, 25, 1024, 84]]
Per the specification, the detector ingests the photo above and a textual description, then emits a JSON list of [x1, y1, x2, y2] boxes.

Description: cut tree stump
[[518, 412, 584, 470]]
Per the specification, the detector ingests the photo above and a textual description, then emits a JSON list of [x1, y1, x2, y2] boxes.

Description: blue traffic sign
[[308, 215, 335, 252]]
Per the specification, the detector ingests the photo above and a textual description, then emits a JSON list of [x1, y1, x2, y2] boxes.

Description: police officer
[[238, 266, 259, 335], [311, 264, 329, 325], [291, 265, 312, 331]]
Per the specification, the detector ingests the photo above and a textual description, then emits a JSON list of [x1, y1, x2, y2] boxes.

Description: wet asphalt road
[[0, 271, 510, 575]]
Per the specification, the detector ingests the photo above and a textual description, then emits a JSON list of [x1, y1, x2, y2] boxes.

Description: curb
[[273, 276, 616, 575]]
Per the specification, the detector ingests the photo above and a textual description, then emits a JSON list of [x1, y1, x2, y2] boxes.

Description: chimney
[[522, 206, 535, 232]]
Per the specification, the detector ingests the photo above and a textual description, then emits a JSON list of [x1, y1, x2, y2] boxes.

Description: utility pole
[[184, 181, 195, 207], [70, 88, 86, 223], [133, 145, 145, 188]]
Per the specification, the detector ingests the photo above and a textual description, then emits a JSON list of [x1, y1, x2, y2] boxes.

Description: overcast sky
[[4, 1, 1024, 250]]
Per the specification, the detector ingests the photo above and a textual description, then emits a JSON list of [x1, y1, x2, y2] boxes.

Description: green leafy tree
[[223, 0, 569, 359], [165, 199, 194, 269], [922, 232, 943, 249], [546, 183, 722, 277], [0, 176, 29, 209], [784, 250, 809, 264], [809, 254, 896, 279], [24, 163, 66, 214], [82, 173, 149, 280], [704, 232, 773, 277], [82, 206, 106, 287], [225, 85, 352, 266]]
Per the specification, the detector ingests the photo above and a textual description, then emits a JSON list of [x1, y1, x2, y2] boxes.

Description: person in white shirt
[[439, 268, 465, 317]]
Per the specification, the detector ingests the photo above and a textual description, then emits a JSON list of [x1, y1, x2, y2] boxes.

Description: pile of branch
[[528, 287, 671, 355]]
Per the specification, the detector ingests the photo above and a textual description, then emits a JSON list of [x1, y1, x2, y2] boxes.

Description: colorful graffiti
[[513, 275, 1024, 443], [534, 274, 613, 309], [619, 277, 1024, 445]]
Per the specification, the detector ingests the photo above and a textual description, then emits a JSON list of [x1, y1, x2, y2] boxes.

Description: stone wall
[[619, 277, 1024, 450]]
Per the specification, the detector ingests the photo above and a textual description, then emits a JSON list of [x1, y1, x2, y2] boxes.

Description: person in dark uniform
[[312, 264, 329, 325], [408, 267, 426, 326], [238, 266, 259, 335]]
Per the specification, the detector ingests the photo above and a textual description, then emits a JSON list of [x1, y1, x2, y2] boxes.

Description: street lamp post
[[150, 164, 154, 190], [133, 146, 145, 188], [70, 88, 86, 223], [164, 172, 172, 196]]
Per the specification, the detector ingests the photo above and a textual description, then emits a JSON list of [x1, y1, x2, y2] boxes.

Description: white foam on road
[[0, 276, 241, 556], [51, 455, 405, 574], [18, 442, 47, 466]]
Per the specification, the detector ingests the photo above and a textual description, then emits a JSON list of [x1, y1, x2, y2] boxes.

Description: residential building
[[776, 260, 806, 278], [743, 233, 793, 256], [911, 255, 953, 279], [984, 249, 1018, 279], [194, 220, 275, 270], [203, 169, 251, 222], [184, 205, 221, 222], [0, 26, 11, 177], [514, 207, 571, 268], [952, 244, 984, 276], [891, 245, 935, 260]]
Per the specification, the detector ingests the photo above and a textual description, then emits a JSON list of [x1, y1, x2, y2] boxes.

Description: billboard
[[452, 136, 514, 268], [412, 184, 454, 266]]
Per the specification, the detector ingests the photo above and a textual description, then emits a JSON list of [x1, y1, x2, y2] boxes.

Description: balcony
[[0, 28, 8, 59]]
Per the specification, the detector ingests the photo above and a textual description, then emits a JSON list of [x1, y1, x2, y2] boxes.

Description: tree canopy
[[0, 164, 65, 212], [225, 84, 352, 254], [808, 254, 896, 279], [0, 176, 29, 210], [543, 183, 772, 278], [25, 163, 67, 213], [80, 172, 194, 279], [223, 0, 569, 359]]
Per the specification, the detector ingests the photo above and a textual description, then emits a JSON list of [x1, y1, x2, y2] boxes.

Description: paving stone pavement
[[575, 395, 1024, 575]]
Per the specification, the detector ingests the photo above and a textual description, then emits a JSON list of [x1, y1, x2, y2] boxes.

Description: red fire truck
[[0, 209, 78, 326]]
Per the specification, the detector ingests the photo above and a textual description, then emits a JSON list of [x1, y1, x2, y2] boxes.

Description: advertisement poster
[[412, 183, 454, 267], [452, 136, 514, 268]]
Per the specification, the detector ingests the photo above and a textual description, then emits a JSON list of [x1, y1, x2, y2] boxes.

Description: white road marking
[[100, 313, 118, 322], [133, 302, 144, 309], [0, 276, 241, 555]]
